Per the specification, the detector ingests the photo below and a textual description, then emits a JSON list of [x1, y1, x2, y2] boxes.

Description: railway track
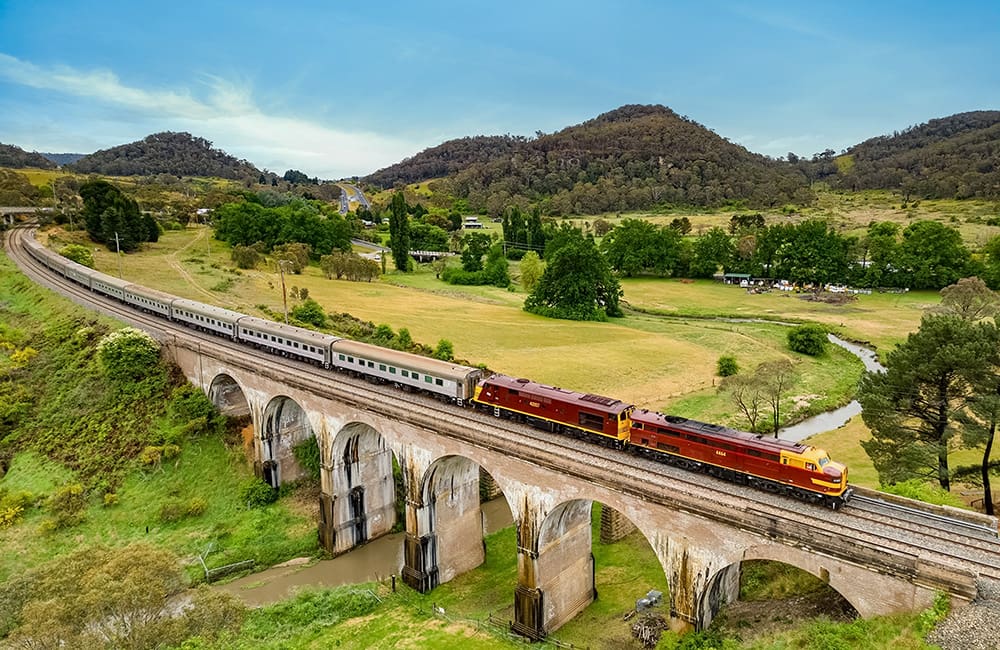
[[7, 226, 1000, 591]]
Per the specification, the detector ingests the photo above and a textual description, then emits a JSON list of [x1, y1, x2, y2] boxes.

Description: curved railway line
[[6, 226, 1000, 596]]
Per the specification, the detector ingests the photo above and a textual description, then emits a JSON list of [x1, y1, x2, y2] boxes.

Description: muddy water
[[219, 497, 514, 607]]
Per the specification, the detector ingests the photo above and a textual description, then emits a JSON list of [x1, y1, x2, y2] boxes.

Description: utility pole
[[277, 259, 289, 324], [114, 231, 123, 278]]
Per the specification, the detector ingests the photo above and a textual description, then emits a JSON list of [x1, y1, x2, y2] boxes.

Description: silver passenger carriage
[[92, 274, 130, 301], [330, 339, 483, 403], [237, 316, 339, 366], [172, 298, 245, 339], [123, 283, 173, 315]]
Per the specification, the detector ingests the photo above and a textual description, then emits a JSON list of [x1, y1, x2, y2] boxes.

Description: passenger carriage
[[331, 339, 483, 403], [171, 299, 245, 340], [236, 316, 337, 366]]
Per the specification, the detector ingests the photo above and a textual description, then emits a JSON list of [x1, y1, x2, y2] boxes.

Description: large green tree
[[895, 221, 974, 290], [388, 191, 411, 271], [79, 179, 155, 252], [524, 228, 621, 321], [690, 227, 735, 278], [859, 315, 1000, 490], [601, 218, 682, 277]]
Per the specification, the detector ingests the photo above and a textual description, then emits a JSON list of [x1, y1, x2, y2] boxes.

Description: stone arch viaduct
[[164, 332, 987, 639]]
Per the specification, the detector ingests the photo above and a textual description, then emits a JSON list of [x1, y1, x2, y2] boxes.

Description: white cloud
[[0, 53, 423, 178]]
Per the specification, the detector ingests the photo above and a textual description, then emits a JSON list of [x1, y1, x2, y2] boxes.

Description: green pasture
[[46, 226, 890, 421]]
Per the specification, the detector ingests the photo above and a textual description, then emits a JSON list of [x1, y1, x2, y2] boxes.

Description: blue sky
[[1, 1, 998, 180]]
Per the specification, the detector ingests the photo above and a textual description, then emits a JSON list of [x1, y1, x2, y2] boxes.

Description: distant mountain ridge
[[42, 152, 86, 166], [68, 132, 266, 180], [0, 143, 57, 170]]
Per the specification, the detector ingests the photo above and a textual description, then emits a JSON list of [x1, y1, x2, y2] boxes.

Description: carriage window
[[339, 354, 345, 360], [435, 378, 444, 386], [401, 370, 409, 378], [425, 376, 432, 383], [389, 367, 396, 374], [367, 361, 374, 368], [379, 364, 386, 371], [348, 356, 354, 363]]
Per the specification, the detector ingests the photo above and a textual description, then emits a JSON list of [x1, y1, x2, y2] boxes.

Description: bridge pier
[[319, 422, 396, 555], [667, 540, 739, 632], [514, 499, 595, 639], [402, 455, 485, 591]]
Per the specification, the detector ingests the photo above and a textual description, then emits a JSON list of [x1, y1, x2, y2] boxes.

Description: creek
[[777, 334, 884, 442]]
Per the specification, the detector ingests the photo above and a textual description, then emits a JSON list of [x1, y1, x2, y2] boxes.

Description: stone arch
[[698, 552, 859, 631], [261, 395, 314, 487], [319, 421, 398, 554], [207, 373, 251, 419]]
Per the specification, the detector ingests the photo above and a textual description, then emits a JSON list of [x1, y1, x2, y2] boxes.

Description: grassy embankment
[[0, 252, 317, 583]]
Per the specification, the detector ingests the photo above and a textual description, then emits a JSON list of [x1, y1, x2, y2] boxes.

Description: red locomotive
[[473, 374, 633, 443], [474, 374, 851, 509]]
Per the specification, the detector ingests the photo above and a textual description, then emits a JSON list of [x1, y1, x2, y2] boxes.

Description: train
[[22, 232, 852, 509]]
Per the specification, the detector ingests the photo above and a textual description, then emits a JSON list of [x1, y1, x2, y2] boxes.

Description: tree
[[460, 232, 492, 272], [434, 339, 454, 361], [690, 227, 735, 278], [601, 219, 681, 277], [757, 358, 796, 435], [388, 191, 411, 271], [935, 277, 1000, 322], [78, 179, 152, 252], [291, 298, 327, 327], [956, 370, 999, 516], [859, 315, 1000, 490], [895, 221, 973, 290], [272, 242, 312, 274], [721, 373, 765, 432], [231, 244, 262, 269], [787, 324, 827, 356], [524, 228, 622, 321], [519, 251, 544, 293], [716, 355, 738, 377], [59, 244, 94, 268]]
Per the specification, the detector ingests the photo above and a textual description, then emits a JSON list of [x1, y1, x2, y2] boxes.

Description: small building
[[463, 216, 484, 229], [722, 273, 751, 285]]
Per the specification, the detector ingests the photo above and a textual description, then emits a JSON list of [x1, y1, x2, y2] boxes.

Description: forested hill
[[68, 132, 267, 180], [364, 104, 813, 214], [364, 135, 526, 187], [816, 111, 1000, 199], [0, 143, 57, 170]]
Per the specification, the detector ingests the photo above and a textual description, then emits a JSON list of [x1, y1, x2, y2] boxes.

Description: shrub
[[787, 323, 828, 356], [103, 493, 119, 507], [292, 436, 321, 481], [434, 339, 454, 361], [290, 299, 327, 328], [59, 244, 94, 268], [716, 355, 739, 377], [240, 478, 278, 509], [185, 497, 208, 517], [48, 483, 87, 528], [96, 327, 161, 379], [158, 499, 185, 523], [0, 505, 23, 528]]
